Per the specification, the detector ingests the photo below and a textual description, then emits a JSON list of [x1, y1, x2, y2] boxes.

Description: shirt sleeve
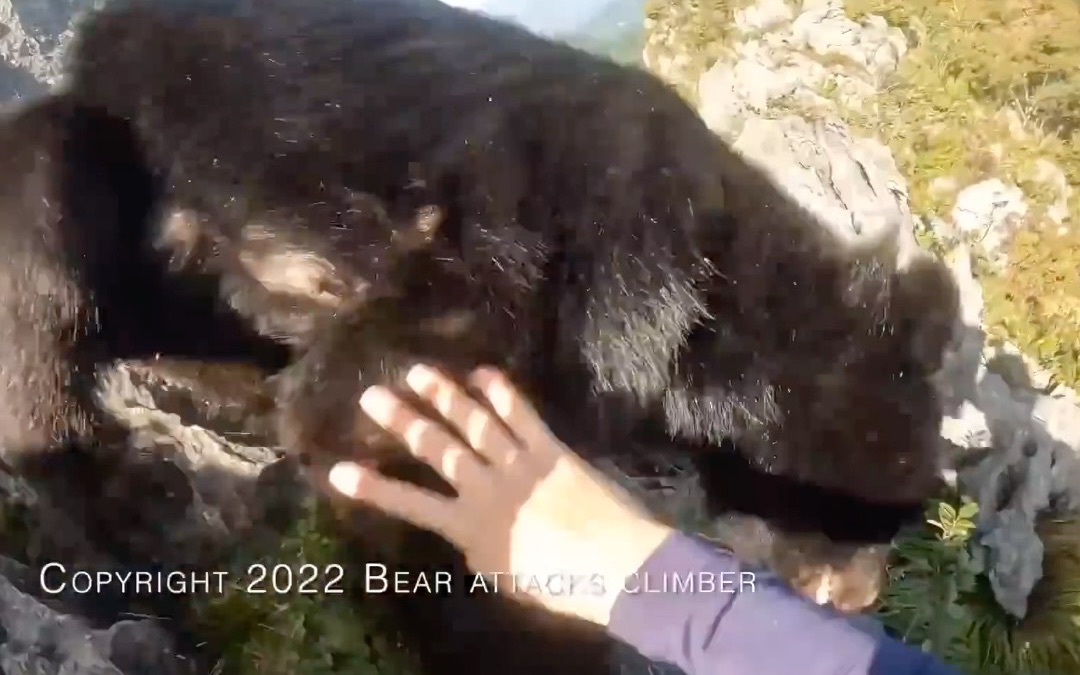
[[606, 531, 966, 675]]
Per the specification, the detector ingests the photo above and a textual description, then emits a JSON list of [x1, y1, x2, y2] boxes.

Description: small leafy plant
[[876, 496, 984, 660], [192, 502, 421, 675]]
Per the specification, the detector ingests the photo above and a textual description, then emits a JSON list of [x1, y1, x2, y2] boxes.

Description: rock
[[696, 0, 905, 138], [937, 246, 1080, 618], [658, 0, 1080, 619], [0, 556, 192, 675], [789, 0, 906, 85], [733, 0, 791, 34], [729, 115, 921, 260], [1030, 158, 1073, 226], [959, 431, 1051, 619], [641, 1, 718, 101], [0, 0, 93, 98], [0, 356, 290, 672], [950, 178, 1029, 262]]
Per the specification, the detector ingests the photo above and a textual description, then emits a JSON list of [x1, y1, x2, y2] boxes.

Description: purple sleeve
[[606, 531, 966, 675]]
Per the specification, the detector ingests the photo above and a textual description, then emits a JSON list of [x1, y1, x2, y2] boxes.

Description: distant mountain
[[480, 0, 644, 37], [556, 0, 645, 65], [461, 0, 646, 65], [496, 0, 596, 36], [479, 11, 530, 28]]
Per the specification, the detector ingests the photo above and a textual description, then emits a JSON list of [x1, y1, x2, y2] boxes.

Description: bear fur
[[55, 0, 960, 544], [0, 94, 290, 463], [0, 0, 962, 670]]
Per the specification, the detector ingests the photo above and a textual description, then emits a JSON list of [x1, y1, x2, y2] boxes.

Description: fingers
[[405, 364, 523, 465], [467, 367, 559, 456], [329, 461, 456, 538], [360, 386, 486, 486]]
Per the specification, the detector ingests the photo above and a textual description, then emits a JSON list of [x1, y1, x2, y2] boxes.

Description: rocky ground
[[2, 0, 1080, 672], [643, 0, 1080, 622]]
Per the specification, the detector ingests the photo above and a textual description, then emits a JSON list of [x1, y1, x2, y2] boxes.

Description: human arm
[[607, 529, 966, 675], [329, 364, 966, 675]]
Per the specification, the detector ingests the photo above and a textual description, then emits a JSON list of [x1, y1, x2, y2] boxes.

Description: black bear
[[0, 93, 292, 463], [0, 0, 960, 670], [58, 0, 959, 545]]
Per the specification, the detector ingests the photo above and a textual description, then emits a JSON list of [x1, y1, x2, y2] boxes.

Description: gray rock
[[0, 0, 93, 97], [950, 178, 1028, 263], [697, 0, 905, 138], [730, 114, 921, 260], [939, 247, 1080, 617], [0, 356, 287, 674], [0, 557, 191, 675], [691, 0, 1080, 619], [733, 0, 791, 34]]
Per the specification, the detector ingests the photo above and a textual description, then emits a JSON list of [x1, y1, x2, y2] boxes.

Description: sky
[[437, 0, 615, 36], [441, 0, 492, 10]]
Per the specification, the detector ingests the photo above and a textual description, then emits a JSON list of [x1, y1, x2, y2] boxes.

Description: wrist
[[592, 517, 673, 626]]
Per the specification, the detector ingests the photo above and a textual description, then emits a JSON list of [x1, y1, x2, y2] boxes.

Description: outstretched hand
[[327, 364, 672, 626]]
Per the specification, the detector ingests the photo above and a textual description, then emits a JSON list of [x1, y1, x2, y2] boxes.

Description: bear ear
[[891, 254, 961, 375]]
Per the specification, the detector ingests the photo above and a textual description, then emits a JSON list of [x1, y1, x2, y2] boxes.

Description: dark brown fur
[[58, 0, 959, 536], [0, 0, 962, 668], [155, 192, 444, 345], [0, 95, 290, 462]]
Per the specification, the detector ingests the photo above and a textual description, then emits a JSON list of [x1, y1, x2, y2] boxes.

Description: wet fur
[[58, 0, 960, 540]]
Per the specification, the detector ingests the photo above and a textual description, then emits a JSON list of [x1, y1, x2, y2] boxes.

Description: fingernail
[[479, 369, 509, 397], [405, 364, 438, 391], [329, 462, 363, 497], [465, 366, 494, 389], [359, 386, 395, 422]]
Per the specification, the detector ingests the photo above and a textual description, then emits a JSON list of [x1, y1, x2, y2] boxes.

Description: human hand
[[327, 364, 673, 627]]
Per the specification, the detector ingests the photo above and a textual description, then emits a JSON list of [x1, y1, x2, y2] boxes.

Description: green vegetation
[[193, 502, 421, 675], [880, 499, 1080, 674], [643, 0, 755, 101], [637, 0, 1080, 671], [838, 0, 1080, 389], [876, 497, 984, 662]]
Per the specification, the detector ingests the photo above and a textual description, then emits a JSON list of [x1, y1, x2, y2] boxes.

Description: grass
[[643, 0, 758, 102], [838, 0, 1080, 389], [192, 500, 422, 675], [639, 0, 1080, 671]]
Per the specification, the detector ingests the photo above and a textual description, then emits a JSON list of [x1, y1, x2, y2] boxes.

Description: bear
[[0, 93, 294, 464], [58, 0, 960, 547], [0, 0, 960, 666], [0, 94, 598, 675]]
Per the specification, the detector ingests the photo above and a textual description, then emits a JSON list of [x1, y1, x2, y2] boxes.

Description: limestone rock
[[730, 115, 920, 258], [0, 0, 92, 99], [654, 0, 1080, 619], [950, 179, 1029, 262], [697, 0, 905, 138], [0, 555, 191, 675]]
